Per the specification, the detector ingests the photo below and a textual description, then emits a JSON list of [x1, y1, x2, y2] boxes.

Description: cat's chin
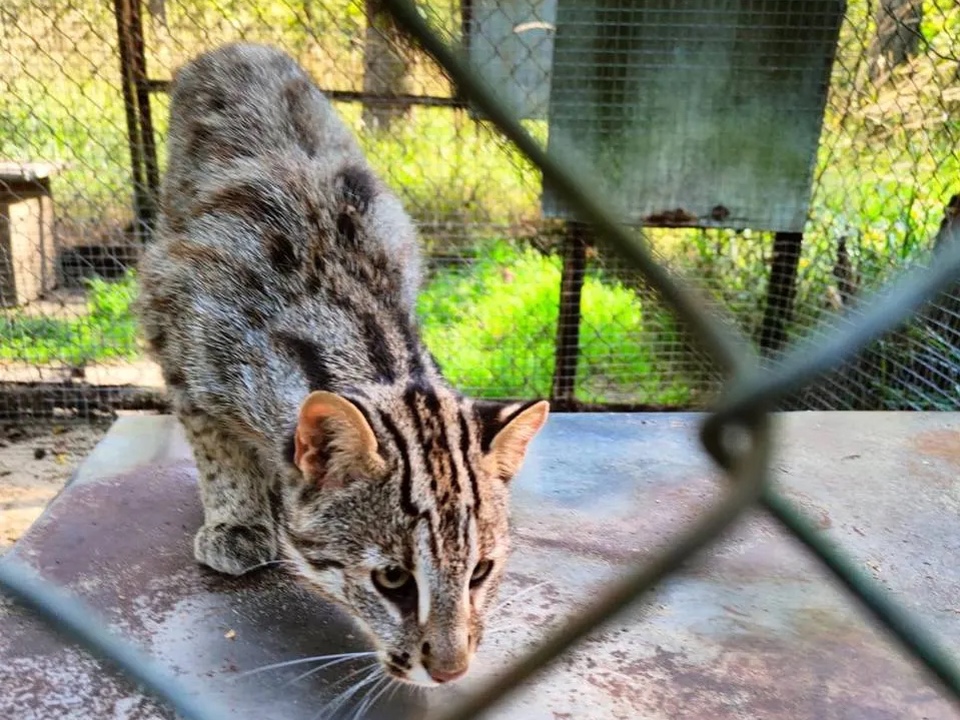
[[392, 664, 442, 688]]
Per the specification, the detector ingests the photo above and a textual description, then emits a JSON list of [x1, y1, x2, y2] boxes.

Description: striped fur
[[136, 42, 548, 686]]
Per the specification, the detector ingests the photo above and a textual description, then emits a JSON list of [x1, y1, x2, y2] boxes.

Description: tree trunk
[[868, 0, 923, 82], [362, 0, 412, 132]]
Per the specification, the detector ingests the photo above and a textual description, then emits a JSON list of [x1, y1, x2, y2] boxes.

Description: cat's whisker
[[385, 679, 401, 706], [317, 665, 382, 720], [315, 661, 381, 718], [369, 676, 399, 716], [281, 654, 375, 689], [348, 670, 387, 720], [351, 675, 391, 720], [384, 678, 406, 715], [236, 558, 296, 574], [143, 47, 552, 718], [322, 660, 381, 695], [492, 580, 553, 614], [348, 677, 381, 720], [234, 651, 379, 679], [315, 671, 370, 720], [315, 676, 364, 720]]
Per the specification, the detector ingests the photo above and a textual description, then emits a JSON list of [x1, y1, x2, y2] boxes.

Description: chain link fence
[[0, 0, 957, 419], [1, 1, 960, 719]]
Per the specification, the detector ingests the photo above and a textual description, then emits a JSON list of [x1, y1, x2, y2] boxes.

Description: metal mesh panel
[[541, 1, 840, 232], [0, 0, 957, 416]]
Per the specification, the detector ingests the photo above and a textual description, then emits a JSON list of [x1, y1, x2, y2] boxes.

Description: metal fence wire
[[1, 0, 960, 718], [0, 0, 957, 418]]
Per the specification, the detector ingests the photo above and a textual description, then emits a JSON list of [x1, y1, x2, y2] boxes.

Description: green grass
[[0, 244, 694, 405], [0, 274, 139, 365], [3, 0, 956, 246], [418, 240, 692, 404], [349, 105, 543, 230]]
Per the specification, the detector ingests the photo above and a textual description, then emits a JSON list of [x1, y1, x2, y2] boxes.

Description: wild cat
[[135, 42, 549, 687]]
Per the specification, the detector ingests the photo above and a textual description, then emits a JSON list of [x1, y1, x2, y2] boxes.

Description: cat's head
[[278, 385, 549, 686]]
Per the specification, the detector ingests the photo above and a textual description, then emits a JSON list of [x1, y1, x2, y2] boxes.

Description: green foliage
[[418, 241, 691, 404], [345, 105, 542, 228], [0, 248, 692, 405], [418, 242, 559, 398], [0, 0, 957, 407], [0, 273, 139, 365]]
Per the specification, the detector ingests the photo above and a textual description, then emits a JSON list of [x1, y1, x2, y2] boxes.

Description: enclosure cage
[[0, 0, 957, 419], [1, 2, 960, 719]]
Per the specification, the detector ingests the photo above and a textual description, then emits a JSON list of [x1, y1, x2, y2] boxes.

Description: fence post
[[113, 0, 159, 241], [759, 231, 803, 356], [361, 0, 415, 131], [550, 221, 588, 408]]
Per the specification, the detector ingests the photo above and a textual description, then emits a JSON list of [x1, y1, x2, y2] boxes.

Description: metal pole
[[758, 231, 803, 356], [550, 221, 588, 408], [113, 0, 149, 243], [128, 0, 160, 235]]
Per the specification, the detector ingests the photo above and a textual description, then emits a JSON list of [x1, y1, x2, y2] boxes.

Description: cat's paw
[[193, 522, 277, 576]]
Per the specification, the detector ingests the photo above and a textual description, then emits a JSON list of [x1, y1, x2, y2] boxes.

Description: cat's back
[[137, 43, 425, 432], [157, 42, 361, 253], [141, 41, 421, 318], [164, 43, 363, 195]]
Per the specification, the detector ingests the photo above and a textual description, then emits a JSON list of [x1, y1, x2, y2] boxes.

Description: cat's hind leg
[[180, 413, 277, 576]]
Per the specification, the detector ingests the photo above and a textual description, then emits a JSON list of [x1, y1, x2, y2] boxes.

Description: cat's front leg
[[181, 414, 278, 576]]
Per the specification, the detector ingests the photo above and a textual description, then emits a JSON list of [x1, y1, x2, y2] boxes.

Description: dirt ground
[[0, 421, 111, 553]]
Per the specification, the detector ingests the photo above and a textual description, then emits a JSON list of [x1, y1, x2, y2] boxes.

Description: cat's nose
[[427, 665, 467, 684]]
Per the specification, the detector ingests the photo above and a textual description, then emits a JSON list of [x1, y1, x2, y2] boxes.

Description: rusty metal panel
[[541, 0, 844, 231], [1, 412, 959, 718]]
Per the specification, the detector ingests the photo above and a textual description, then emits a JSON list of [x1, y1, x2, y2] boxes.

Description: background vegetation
[[0, 0, 957, 407]]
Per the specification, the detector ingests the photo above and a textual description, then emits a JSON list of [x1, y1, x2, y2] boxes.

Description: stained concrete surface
[[0, 412, 958, 719]]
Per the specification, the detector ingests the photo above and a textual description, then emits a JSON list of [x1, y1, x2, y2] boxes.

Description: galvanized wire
[[760, 487, 960, 700], [428, 414, 773, 720], [1, 0, 957, 414], [705, 219, 960, 468], [1, 2, 959, 720], [369, 1, 751, 379]]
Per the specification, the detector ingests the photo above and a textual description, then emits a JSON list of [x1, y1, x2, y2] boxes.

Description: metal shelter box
[[469, 1, 844, 232]]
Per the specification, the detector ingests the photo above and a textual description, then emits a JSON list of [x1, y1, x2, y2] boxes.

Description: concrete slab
[[1, 412, 958, 719]]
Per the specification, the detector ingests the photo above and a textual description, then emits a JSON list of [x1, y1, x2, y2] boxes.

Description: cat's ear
[[476, 400, 550, 482], [294, 391, 386, 487]]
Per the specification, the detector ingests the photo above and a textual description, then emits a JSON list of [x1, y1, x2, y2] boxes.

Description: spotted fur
[[136, 42, 549, 686]]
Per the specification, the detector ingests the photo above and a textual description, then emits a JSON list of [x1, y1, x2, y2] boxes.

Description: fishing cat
[[135, 42, 549, 687]]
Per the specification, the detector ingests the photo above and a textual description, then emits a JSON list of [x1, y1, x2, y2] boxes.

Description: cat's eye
[[373, 566, 413, 592], [470, 560, 494, 588]]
